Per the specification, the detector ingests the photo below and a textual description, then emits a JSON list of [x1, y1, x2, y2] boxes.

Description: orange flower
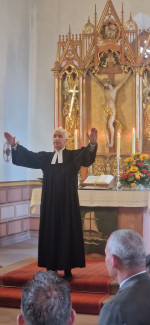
[[131, 183, 136, 187], [132, 161, 136, 166]]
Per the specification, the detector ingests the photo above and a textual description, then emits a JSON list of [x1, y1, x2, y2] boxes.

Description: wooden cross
[[100, 52, 121, 84]]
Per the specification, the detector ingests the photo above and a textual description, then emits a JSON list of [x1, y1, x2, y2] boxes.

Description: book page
[[83, 175, 99, 184], [97, 175, 114, 185], [83, 175, 114, 185]]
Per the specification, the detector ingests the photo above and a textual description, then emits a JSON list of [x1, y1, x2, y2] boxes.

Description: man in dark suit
[[98, 229, 150, 325]]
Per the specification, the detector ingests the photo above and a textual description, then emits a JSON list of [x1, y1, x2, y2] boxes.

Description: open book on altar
[[82, 175, 114, 187]]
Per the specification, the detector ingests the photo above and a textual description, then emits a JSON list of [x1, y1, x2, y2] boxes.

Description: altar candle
[[117, 132, 120, 158], [90, 165, 92, 175], [74, 129, 78, 149], [132, 128, 135, 154]]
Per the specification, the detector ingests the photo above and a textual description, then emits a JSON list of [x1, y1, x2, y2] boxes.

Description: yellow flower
[[130, 166, 138, 172], [131, 152, 140, 157], [140, 173, 145, 178], [139, 172, 144, 177], [135, 173, 140, 180], [125, 157, 133, 163], [140, 154, 149, 160]]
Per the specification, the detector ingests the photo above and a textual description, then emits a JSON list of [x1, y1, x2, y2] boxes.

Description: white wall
[[0, 0, 31, 181], [1, 0, 150, 181]]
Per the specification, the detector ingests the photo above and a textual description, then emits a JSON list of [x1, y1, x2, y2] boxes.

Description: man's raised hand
[[4, 132, 15, 147], [87, 128, 97, 145]]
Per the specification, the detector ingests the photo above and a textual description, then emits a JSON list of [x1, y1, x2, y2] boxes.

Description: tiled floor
[[0, 238, 38, 267], [0, 238, 99, 325]]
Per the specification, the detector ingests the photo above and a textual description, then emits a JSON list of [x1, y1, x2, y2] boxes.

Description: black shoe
[[63, 270, 73, 281], [47, 268, 57, 273], [63, 274, 73, 281]]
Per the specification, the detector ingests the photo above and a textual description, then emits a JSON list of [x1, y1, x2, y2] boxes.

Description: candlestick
[[132, 128, 135, 154], [74, 129, 78, 149], [117, 132, 121, 158], [90, 165, 92, 175], [116, 157, 121, 190]]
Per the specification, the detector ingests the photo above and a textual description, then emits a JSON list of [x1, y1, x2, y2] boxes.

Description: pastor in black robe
[[12, 143, 97, 271]]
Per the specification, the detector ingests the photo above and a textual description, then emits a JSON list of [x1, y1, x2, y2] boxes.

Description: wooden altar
[[52, 0, 150, 179]]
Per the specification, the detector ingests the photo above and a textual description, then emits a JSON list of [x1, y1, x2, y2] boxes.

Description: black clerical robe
[[12, 143, 97, 270]]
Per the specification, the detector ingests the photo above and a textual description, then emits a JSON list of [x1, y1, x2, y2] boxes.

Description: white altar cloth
[[30, 188, 150, 214]]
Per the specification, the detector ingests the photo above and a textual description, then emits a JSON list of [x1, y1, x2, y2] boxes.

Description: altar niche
[[61, 68, 80, 150], [52, 0, 150, 175], [81, 207, 118, 255]]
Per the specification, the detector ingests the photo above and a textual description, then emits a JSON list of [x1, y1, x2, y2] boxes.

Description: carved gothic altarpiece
[[52, 0, 150, 177]]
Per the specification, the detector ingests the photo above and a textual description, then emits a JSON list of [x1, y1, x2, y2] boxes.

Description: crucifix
[[89, 63, 131, 149]]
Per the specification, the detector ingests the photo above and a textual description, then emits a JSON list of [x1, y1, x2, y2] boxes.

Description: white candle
[[132, 128, 135, 154], [90, 165, 92, 175], [117, 132, 120, 158], [74, 129, 78, 149]]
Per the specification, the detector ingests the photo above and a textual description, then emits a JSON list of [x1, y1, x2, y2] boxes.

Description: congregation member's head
[[17, 270, 76, 325], [98, 229, 150, 325], [105, 229, 146, 283]]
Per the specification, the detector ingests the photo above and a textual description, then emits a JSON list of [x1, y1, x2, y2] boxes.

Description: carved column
[[82, 74, 87, 146], [135, 70, 143, 152], [79, 74, 83, 144], [54, 73, 59, 128], [58, 76, 62, 127]]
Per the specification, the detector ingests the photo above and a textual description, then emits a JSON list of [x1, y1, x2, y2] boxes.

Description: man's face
[[53, 131, 67, 151]]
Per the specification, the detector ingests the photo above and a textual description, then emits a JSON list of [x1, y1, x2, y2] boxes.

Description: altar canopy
[[52, 0, 150, 176]]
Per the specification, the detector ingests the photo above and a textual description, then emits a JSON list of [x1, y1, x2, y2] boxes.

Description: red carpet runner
[[0, 259, 118, 314]]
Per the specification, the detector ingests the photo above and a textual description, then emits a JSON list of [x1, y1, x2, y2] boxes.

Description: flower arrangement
[[120, 153, 150, 189]]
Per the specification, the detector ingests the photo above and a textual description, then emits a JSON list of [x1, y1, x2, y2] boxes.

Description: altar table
[[30, 188, 150, 253]]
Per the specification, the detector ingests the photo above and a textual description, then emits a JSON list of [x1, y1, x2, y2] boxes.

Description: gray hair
[[53, 127, 68, 140], [107, 229, 146, 268], [21, 271, 72, 325]]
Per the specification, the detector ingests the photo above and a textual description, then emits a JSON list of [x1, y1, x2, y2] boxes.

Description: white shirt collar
[[51, 147, 65, 164], [120, 270, 147, 288]]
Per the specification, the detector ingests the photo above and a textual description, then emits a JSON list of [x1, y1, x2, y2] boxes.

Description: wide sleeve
[[12, 144, 47, 170], [73, 143, 97, 171]]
